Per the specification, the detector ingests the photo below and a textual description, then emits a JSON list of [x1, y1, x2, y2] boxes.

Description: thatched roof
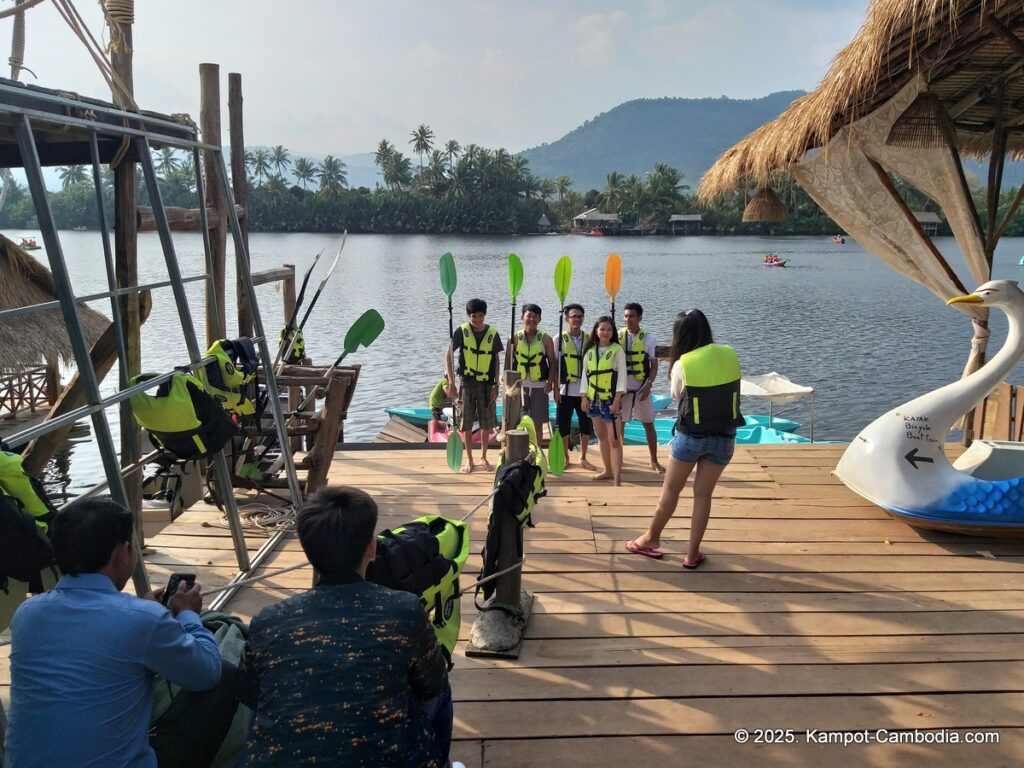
[[0, 235, 109, 368], [700, 0, 1024, 202]]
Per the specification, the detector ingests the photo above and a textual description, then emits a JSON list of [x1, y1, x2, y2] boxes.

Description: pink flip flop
[[682, 553, 706, 570], [625, 541, 664, 560]]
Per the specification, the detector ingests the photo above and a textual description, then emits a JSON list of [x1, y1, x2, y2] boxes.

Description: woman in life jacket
[[579, 316, 627, 486], [626, 309, 744, 568]]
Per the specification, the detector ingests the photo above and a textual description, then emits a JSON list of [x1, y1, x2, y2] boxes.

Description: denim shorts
[[587, 399, 617, 423], [669, 432, 735, 466]]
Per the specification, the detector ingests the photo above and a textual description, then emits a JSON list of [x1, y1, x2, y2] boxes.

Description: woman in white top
[[579, 316, 628, 486]]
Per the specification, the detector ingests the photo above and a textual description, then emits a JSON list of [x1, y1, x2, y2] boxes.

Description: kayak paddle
[[549, 255, 573, 476], [280, 232, 348, 367], [330, 308, 385, 368], [506, 252, 523, 371], [274, 249, 323, 367], [605, 251, 622, 318], [439, 252, 463, 472]]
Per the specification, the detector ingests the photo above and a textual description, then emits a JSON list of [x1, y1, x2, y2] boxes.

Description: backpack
[[0, 450, 58, 594]]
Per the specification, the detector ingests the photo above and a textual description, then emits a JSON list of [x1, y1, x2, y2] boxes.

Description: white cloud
[[569, 12, 627, 67]]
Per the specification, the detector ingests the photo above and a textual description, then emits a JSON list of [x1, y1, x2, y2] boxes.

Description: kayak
[[743, 414, 800, 432], [426, 418, 496, 445], [622, 418, 811, 446], [385, 395, 673, 429], [762, 260, 788, 268]]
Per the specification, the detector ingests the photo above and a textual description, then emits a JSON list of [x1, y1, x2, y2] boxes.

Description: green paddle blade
[[507, 252, 524, 302], [446, 430, 463, 473], [440, 252, 457, 297], [554, 255, 572, 306], [343, 309, 385, 355], [548, 430, 565, 476]]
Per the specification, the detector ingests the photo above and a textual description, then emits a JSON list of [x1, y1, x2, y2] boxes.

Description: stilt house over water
[[699, 0, 1024, 439]]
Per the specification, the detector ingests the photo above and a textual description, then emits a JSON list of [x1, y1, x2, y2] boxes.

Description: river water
[[19, 230, 1024, 495]]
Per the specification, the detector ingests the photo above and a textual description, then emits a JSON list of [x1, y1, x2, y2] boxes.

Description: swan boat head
[[834, 280, 1024, 534]]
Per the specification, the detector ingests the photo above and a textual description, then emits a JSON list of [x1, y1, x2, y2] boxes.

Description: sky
[[9, 0, 866, 158]]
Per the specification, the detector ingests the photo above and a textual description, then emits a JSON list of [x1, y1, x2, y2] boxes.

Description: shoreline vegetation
[[3, 124, 1011, 237]]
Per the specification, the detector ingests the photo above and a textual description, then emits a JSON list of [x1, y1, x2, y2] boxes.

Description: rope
[[102, 0, 134, 25], [9, 0, 25, 77]]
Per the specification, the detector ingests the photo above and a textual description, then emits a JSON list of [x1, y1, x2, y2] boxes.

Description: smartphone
[[161, 572, 196, 606]]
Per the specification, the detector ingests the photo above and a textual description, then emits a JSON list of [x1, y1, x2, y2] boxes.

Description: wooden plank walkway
[[4, 443, 1024, 766]]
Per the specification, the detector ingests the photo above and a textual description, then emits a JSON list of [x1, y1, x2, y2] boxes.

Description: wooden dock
[[5, 443, 1024, 765]]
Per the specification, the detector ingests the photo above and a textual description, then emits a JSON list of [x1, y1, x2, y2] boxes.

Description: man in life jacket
[[444, 298, 503, 473], [511, 303, 558, 442], [620, 302, 665, 473], [555, 303, 596, 470]]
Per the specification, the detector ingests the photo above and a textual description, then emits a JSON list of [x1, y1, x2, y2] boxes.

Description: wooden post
[[495, 428, 527, 607], [108, 10, 143, 555], [280, 266, 303, 451], [229, 72, 252, 338], [200, 63, 226, 346], [303, 371, 350, 495]]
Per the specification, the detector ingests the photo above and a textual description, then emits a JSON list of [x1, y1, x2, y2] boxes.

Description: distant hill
[[518, 92, 806, 192]]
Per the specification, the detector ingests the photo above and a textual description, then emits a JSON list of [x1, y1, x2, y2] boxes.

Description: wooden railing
[[0, 364, 59, 419], [974, 382, 1024, 443]]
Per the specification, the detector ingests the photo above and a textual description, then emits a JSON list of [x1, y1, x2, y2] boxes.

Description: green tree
[[383, 152, 413, 191], [293, 157, 317, 190], [271, 145, 291, 178], [599, 171, 624, 211], [249, 148, 272, 185], [444, 139, 461, 169], [154, 148, 181, 179], [410, 124, 435, 169], [58, 165, 89, 189], [317, 155, 348, 196]]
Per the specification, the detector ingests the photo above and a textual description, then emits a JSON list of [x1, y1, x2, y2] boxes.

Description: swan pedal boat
[[834, 280, 1024, 537]]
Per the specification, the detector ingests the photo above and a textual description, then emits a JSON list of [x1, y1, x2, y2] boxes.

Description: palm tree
[[555, 175, 572, 217], [317, 155, 348, 195], [374, 139, 395, 169], [444, 139, 461, 169], [426, 150, 448, 195], [271, 145, 291, 179], [154, 148, 181, 179], [58, 165, 89, 188], [249, 148, 272, 185], [410, 124, 435, 169], [599, 171, 625, 212], [383, 153, 413, 191], [538, 178, 556, 202], [293, 157, 317, 190]]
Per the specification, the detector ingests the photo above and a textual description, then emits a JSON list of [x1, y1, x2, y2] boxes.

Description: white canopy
[[741, 372, 814, 406]]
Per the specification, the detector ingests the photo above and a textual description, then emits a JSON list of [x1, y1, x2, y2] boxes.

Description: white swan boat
[[834, 280, 1024, 536]]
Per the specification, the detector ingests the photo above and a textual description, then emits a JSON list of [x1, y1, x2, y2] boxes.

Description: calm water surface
[[21, 230, 1024, 494]]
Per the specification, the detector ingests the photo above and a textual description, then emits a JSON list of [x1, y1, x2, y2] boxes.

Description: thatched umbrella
[[0, 234, 109, 369], [699, 0, 1024, 435]]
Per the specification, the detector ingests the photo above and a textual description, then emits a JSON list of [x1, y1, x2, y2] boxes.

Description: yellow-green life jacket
[[514, 329, 549, 382], [458, 322, 497, 383], [202, 338, 258, 417], [0, 451, 54, 532], [278, 326, 305, 364], [130, 372, 238, 460], [676, 343, 744, 435], [365, 515, 470, 665], [559, 330, 587, 384], [585, 342, 623, 402], [618, 327, 651, 382]]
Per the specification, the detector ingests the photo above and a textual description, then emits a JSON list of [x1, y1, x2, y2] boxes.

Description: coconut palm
[[444, 139, 461, 169], [374, 139, 396, 169], [317, 155, 348, 195], [383, 152, 414, 191], [410, 124, 434, 169], [58, 165, 89, 188], [249, 148, 272, 185], [555, 175, 572, 217], [293, 157, 317, 190], [271, 145, 291, 178], [154, 148, 181, 179], [599, 171, 625, 212], [538, 178, 556, 202]]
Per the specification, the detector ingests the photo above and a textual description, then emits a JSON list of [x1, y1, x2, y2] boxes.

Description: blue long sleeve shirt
[[4, 573, 222, 768]]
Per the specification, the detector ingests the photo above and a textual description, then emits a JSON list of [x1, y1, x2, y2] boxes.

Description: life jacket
[[585, 343, 623, 402], [203, 338, 259, 416], [675, 343, 744, 435], [0, 450, 58, 593], [514, 329, 550, 382], [130, 371, 239, 460], [458, 322, 497, 384], [618, 328, 651, 382], [365, 515, 470, 666], [279, 326, 305, 364], [559, 331, 587, 384]]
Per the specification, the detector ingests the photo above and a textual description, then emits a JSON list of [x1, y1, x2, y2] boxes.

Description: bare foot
[[650, 460, 665, 474], [580, 458, 597, 471], [480, 458, 494, 471], [460, 463, 476, 474], [592, 472, 614, 481]]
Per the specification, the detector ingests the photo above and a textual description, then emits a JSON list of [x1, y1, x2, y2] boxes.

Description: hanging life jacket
[[0, 450, 58, 594], [559, 331, 587, 384], [130, 371, 239, 461], [458, 323, 497, 384], [203, 338, 259, 417], [514, 329, 550, 382], [365, 515, 470, 666], [618, 328, 651, 382], [278, 326, 306, 365], [585, 342, 623, 402]]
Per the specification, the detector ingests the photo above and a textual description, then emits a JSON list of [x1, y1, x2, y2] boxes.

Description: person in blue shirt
[[4, 497, 225, 768]]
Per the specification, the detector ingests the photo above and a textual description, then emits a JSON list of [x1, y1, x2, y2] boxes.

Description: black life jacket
[[0, 450, 58, 594], [203, 338, 259, 417], [130, 371, 239, 460]]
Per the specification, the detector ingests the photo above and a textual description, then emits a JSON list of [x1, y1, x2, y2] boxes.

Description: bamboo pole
[[229, 72, 252, 338], [200, 63, 226, 346]]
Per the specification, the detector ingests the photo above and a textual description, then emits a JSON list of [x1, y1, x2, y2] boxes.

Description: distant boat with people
[[17, 236, 40, 250], [832, 235, 846, 244], [761, 253, 788, 268]]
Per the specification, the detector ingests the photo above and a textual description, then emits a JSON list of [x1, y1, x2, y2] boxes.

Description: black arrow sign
[[905, 448, 934, 469]]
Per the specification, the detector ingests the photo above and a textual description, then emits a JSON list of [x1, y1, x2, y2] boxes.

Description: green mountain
[[518, 92, 806, 193]]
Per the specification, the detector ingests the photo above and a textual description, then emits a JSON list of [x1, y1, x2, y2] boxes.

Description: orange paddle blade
[[605, 252, 622, 301]]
